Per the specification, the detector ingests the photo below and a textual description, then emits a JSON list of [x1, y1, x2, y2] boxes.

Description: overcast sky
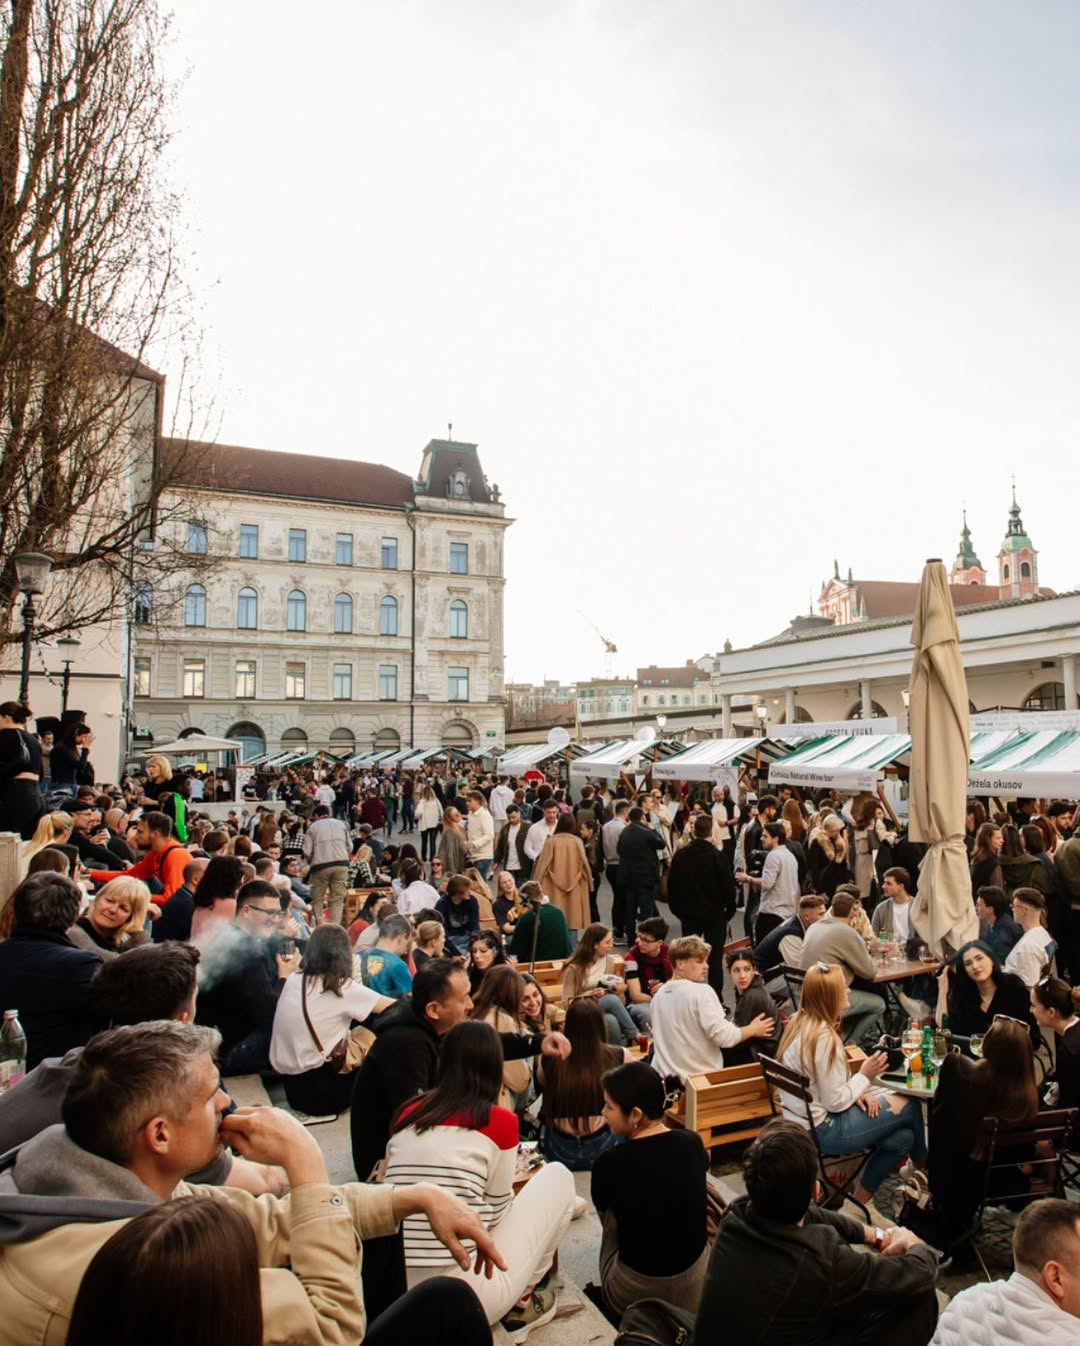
[[160, 1, 1080, 684]]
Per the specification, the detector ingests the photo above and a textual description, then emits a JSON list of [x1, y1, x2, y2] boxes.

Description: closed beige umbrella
[[909, 559, 978, 955]]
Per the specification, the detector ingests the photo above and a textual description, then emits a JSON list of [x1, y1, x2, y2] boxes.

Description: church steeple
[[951, 509, 986, 586], [998, 485, 1038, 598]]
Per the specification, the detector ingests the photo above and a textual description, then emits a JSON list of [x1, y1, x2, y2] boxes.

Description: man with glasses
[[195, 880, 301, 1074]]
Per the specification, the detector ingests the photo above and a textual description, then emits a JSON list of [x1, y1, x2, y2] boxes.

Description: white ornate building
[[132, 437, 510, 759]]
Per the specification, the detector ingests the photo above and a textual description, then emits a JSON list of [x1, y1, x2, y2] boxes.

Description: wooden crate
[[667, 1063, 773, 1150]]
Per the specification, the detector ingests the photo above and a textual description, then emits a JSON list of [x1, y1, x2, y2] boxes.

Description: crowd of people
[[1, 698, 1079, 1345]]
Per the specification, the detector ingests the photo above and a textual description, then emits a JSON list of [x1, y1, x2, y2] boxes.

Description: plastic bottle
[[0, 1010, 27, 1094]]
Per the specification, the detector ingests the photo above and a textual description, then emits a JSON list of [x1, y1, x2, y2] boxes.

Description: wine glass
[[970, 1033, 984, 1059], [930, 1030, 949, 1069], [901, 1026, 921, 1070]]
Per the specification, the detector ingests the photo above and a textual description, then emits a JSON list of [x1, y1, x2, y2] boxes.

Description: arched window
[[846, 700, 887, 720], [286, 589, 306, 632], [329, 726, 356, 755], [281, 727, 308, 752], [237, 587, 258, 629], [449, 599, 468, 638], [1023, 682, 1065, 712], [442, 720, 476, 748], [379, 595, 398, 636], [184, 584, 206, 627], [373, 726, 400, 752], [782, 705, 814, 724], [1003, 563, 1010, 581], [227, 721, 266, 763], [1021, 561, 1031, 579], [333, 593, 353, 634]]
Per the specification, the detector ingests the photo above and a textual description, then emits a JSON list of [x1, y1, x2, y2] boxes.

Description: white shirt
[[892, 901, 911, 945], [398, 879, 440, 917], [466, 806, 495, 860], [650, 978, 742, 1083], [930, 1270, 1077, 1346], [759, 844, 800, 919], [502, 821, 524, 871], [781, 1031, 870, 1128], [602, 817, 626, 863], [188, 777, 205, 801], [710, 800, 732, 842], [488, 784, 515, 824], [315, 783, 336, 808], [1005, 926, 1055, 987], [270, 975, 381, 1074], [524, 818, 555, 862]]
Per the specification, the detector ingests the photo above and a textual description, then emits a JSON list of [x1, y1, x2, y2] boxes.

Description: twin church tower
[[951, 489, 1039, 600]]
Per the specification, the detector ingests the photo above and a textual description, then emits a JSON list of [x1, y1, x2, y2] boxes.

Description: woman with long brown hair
[[562, 922, 638, 1046], [436, 805, 467, 875], [778, 963, 924, 1206], [926, 1016, 1038, 1259], [969, 821, 1003, 895], [538, 997, 626, 1169], [470, 964, 531, 1106]]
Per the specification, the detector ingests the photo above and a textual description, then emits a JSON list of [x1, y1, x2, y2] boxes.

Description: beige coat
[[532, 833, 592, 931], [0, 1180, 397, 1346]]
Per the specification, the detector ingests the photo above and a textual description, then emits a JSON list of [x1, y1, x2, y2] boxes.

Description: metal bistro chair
[[964, 1106, 1078, 1281], [757, 1052, 872, 1221], [779, 963, 806, 1009]]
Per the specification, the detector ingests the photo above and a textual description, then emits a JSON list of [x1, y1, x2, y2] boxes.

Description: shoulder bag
[[615, 1299, 695, 1346], [300, 976, 374, 1075]]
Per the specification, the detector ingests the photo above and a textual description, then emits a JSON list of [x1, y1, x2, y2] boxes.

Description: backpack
[[615, 1298, 695, 1346]]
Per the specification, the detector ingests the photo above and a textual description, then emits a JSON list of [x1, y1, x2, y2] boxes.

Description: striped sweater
[[383, 1105, 519, 1268]]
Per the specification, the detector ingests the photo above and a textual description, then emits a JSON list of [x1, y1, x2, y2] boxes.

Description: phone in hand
[[279, 938, 296, 958]]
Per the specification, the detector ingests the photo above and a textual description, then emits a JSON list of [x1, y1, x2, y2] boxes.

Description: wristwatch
[[872, 1227, 886, 1251]]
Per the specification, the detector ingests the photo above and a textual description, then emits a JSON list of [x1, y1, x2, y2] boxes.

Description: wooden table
[[872, 958, 940, 984]]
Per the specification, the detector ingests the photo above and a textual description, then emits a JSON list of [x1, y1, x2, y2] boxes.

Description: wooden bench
[[527, 956, 625, 1004], [344, 887, 393, 926], [665, 1045, 868, 1153]]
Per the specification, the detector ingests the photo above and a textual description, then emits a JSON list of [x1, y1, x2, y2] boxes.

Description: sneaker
[[502, 1276, 558, 1342], [896, 991, 932, 1021]]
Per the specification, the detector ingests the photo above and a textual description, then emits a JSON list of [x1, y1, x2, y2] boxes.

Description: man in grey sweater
[[302, 804, 352, 924], [800, 891, 885, 1048]]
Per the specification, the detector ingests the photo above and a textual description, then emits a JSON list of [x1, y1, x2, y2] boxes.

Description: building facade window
[[335, 533, 353, 566], [381, 537, 398, 569], [288, 528, 307, 562], [184, 584, 206, 627], [286, 589, 307, 631], [284, 662, 306, 699], [378, 664, 398, 700], [450, 542, 469, 575], [448, 666, 469, 701], [333, 593, 353, 634], [182, 658, 205, 698], [332, 663, 353, 700], [379, 595, 398, 635], [134, 582, 152, 625], [449, 599, 468, 638], [237, 587, 258, 629], [235, 660, 256, 699], [188, 522, 208, 555], [1021, 561, 1031, 578], [239, 524, 259, 558], [133, 657, 151, 697], [1023, 681, 1065, 712]]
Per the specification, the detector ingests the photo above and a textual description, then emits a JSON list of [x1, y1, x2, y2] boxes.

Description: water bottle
[[0, 1010, 27, 1094]]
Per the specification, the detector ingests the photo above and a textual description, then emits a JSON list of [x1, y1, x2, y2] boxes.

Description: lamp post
[[755, 702, 769, 735], [13, 553, 53, 708], [656, 713, 667, 736], [56, 635, 81, 717], [901, 687, 911, 732]]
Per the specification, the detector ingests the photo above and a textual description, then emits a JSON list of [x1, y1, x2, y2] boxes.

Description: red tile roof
[[854, 580, 1006, 619], [164, 440, 415, 509]]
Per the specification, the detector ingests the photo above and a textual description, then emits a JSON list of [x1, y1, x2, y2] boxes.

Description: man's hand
[[276, 949, 302, 979], [746, 1014, 775, 1040], [540, 1031, 571, 1059], [401, 1184, 508, 1278], [879, 1226, 924, 1257], [220, 1106, 328, 1188]]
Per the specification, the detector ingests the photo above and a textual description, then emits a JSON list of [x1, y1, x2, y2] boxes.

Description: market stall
[[967, 729, 1080, 798]]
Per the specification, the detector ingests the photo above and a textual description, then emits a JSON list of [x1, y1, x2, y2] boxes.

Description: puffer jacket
[[301, 816, 351, 870], [930, 1271, 1076, 1346]]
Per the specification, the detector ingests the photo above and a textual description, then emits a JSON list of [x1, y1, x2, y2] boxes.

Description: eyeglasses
[[247, 904, 282, 918]]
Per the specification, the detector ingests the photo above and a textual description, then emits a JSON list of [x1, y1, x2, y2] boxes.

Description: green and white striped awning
[[568, 737, 683, 780], [652, 738, 765, 783], [968, 730, 1080, 797], [768, 734, 913, 792]]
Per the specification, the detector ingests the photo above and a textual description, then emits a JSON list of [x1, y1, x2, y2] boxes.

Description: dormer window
[[447, 470, 470, 498]]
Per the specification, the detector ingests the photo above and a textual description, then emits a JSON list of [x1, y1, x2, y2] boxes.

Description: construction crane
[[579, 611, 618, 679]]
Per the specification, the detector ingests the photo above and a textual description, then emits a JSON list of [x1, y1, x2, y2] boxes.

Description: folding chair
[[965, 1106, 1078, 1281], [758, 1053, 872, 1221], [779, 963, 805, 1009]]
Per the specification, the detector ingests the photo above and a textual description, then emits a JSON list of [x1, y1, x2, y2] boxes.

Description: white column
[[1064, 657, 1078, 710], [785, 688, 796, 724], [721, 693, 732, 738], [860, 679, 873, 720]]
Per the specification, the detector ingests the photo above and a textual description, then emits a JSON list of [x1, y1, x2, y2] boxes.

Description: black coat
[[694, 1197, 938, 1346], [0, 930, 102, 1070], [616, 822, 665, 889], [666, 839, 737, 924]]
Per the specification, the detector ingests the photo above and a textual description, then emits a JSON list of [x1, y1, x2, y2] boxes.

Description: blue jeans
[[598, 993, 638, 1045], [624, 886, 657, 928], [473, 859, 492, 879], [541, 1124, 624, 1171], [220, 1026, 273, 1076], [816, 1096, 926, 1194]]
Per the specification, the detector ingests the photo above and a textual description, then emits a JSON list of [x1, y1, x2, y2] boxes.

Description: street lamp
[[13, 552, 53, 708], [901, 687, 911, 731], [56, 635, 81, 716], [656, 713, 668, 735], [755, 703, 769, 735]]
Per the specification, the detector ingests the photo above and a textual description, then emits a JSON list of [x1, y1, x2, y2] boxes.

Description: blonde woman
[[806, 814, 853, 897], [139, 754, 173, 806], [416, 784, 443, 863], [464, 866, 497, 930], [67, 877, 151, 959], [778, 963, 925, 1205], [21, 811, 73, 863]]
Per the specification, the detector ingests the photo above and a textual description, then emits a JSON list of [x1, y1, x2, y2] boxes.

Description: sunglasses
[[990, 1013, 1029, 1031]]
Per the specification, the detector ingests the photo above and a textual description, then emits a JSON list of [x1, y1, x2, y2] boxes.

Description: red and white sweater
[[383, 1105, 519, 1268]]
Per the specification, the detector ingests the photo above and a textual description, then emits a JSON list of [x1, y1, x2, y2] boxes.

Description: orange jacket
[[89, 838, 192, 901]]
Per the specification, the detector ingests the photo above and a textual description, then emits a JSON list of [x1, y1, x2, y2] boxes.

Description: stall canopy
[[768, 734, 913, 792], [497, 742, 604, 774], [569, 737, 681, 780], [152, 734, 243, 757], [968, 729, 1080, 798], [651, 737, 797, 784]]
